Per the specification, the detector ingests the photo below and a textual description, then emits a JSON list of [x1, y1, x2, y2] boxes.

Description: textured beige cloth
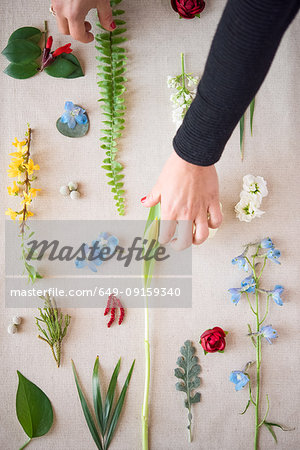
[[0, 0, 299, 449]]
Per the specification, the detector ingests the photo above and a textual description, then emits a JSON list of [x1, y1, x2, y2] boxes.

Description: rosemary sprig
[[35, 293, 71, 367]]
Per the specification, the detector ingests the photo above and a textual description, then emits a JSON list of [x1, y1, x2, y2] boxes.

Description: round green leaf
[[16, 371, 53, 438], [2, 39, 41, 64], [4, 61, 39, 79], [56, 117, 89, 138], [9, 27, 42, 44], [62, 54, 84, 78], [44, 56, 77, 78]]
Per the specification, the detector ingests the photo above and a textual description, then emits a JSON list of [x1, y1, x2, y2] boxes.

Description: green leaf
[[56, 118, 89, 138], [250, 97, 255, 135], [16, 371, 53, 439], [63, 53, 84, 78], [2, 39, 41, 64], [104, 360, 135, 449], [175, 341, 201, 416], [264, 422, 278, 444], [239, 400, 250, 415], [113, 10, 125, 15], [239, 114, 245, 160], [114, 20, 126, 26], [112, 28, 127, 36], [112, 37, 126, 45], [103, 359, 121, 433], [4, 61, 38, 79], [110, 0, 123, 6], [72, 360, 103, 450], [44, 55, 77, 78], [92, 356, 104, 435], [9, 27, 42, 44]]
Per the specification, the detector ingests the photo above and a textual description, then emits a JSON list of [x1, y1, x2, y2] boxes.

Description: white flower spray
[[235, 175, 268, 222], [167, 53, 199, 128]]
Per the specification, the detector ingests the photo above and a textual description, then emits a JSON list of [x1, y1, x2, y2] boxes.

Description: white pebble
[[68, 181, 78, 191], [8, 324, 17, 334], [12, 316, 22, 325], [60, 185, 70, 196], [70, 190, 81, 200]]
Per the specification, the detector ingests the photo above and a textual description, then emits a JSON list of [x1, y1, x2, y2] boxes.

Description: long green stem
[[142, 296, 150, 450], [181, 52, 185, 90], [253, 262, 261, 450], [19, 438, 32, 450]]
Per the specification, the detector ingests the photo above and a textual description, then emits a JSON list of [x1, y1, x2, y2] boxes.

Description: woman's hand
[[51, 0, 114, 43], [141, 151, 222, 250]]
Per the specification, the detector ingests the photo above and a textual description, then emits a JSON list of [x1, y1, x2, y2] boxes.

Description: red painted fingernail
[[111, 21, 116, 30], [141, 196, 147, 203]]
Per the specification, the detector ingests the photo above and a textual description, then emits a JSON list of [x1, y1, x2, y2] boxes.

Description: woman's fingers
[[171, 220, 193, 251], [193, 214, 210, 245], [159, 220, 177, 245], [208, 201, 223, 229], [97, 0, 115, 31], [55, 15, 70, 35], [69, 16, 94, 43]]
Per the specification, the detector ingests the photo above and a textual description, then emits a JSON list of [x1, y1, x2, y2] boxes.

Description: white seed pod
[[12, 316, 22, 325], [8, 323, 17, 334], [60, 185, 70, 196], [70, 190, 81, 200], [68, 181, 78, 191]]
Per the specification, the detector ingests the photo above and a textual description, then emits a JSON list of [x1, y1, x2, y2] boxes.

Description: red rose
[[171, 0, 205, 19], [200, 327, 227, 354]]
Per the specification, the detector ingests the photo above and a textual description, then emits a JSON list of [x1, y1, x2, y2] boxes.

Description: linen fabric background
[[0, 1, 299, 449]]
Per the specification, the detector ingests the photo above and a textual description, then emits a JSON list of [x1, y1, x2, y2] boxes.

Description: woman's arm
[[173, 0, 300, 166]]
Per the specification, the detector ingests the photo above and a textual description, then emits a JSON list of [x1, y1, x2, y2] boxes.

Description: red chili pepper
[[53, 43, 72, 57]]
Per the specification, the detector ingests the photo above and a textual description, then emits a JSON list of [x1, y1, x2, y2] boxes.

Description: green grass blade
[[71, 360, 103, 450], [104, 360, 135, 450], [93, 356, 104, 434], [250, 97, 255, 135], [103, 358, 121, 433], [239, 114, 245, 160]]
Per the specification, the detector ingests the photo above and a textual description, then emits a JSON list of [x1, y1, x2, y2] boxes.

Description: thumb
[[97, 0, 115, 32], [141, 188, 161, 208]]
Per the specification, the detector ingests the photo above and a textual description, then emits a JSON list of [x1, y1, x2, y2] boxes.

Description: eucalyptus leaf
[[9, 27, 42, 44], [16, 371, 53, 441], [4, 61, 39, 79], [56, 117, 89, 138], [2, 39, 41, 64]]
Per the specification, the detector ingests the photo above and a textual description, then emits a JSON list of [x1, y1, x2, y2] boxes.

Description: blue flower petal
[[75, 258, 87, 269], [88, 261, 98, 272], [64, 101, 74, 111], [261, 238, 274, 249], [60, 111, 71, 123], [75, 113, 88, 125]]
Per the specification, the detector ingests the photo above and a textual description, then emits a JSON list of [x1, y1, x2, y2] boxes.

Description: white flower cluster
[[235, 175, 268, 222], [167, 74, 198, 128]]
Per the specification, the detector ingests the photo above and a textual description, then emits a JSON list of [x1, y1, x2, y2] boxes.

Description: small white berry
[[68, 181, 78, 191], [8, 323, 17, 334], [70, 190, 81, 200], [12, 316, 22, 325], [60, 185, 70, 196]]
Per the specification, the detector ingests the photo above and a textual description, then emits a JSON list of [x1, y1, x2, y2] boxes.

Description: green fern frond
[[96, 0, 127, 215]]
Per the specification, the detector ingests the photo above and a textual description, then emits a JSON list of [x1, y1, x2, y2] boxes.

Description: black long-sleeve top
[[173, 0, 300, 166]]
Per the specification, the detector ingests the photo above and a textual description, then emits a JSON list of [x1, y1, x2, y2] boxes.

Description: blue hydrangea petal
[[75, 258, 87, 269]]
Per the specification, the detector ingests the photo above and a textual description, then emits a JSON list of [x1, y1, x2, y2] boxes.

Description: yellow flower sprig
[[6, 126, 41, 233]]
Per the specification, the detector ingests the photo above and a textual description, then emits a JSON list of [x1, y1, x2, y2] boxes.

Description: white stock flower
[[167, 76, 177, 89], [242, 174, 268, 201], [235, 193, 264, 222]]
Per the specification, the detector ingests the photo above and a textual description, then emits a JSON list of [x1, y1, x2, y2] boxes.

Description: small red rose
[[200, 326, 227, 354], [171, 0, 205, 19]]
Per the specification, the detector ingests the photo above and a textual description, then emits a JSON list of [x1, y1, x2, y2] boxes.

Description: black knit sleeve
[[173, 0, 299, 166]]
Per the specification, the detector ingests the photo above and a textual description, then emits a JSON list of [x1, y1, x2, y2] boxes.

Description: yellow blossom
[[29, 188, 41, 198], [7, 164, 22, 178], [25, 159, 40, 175], [5, 208, 18, 220], [7, 181, 19, 196], [21, 192, 32, 205], [19, 210, 34, 221], [12, 138, 26, 148]]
